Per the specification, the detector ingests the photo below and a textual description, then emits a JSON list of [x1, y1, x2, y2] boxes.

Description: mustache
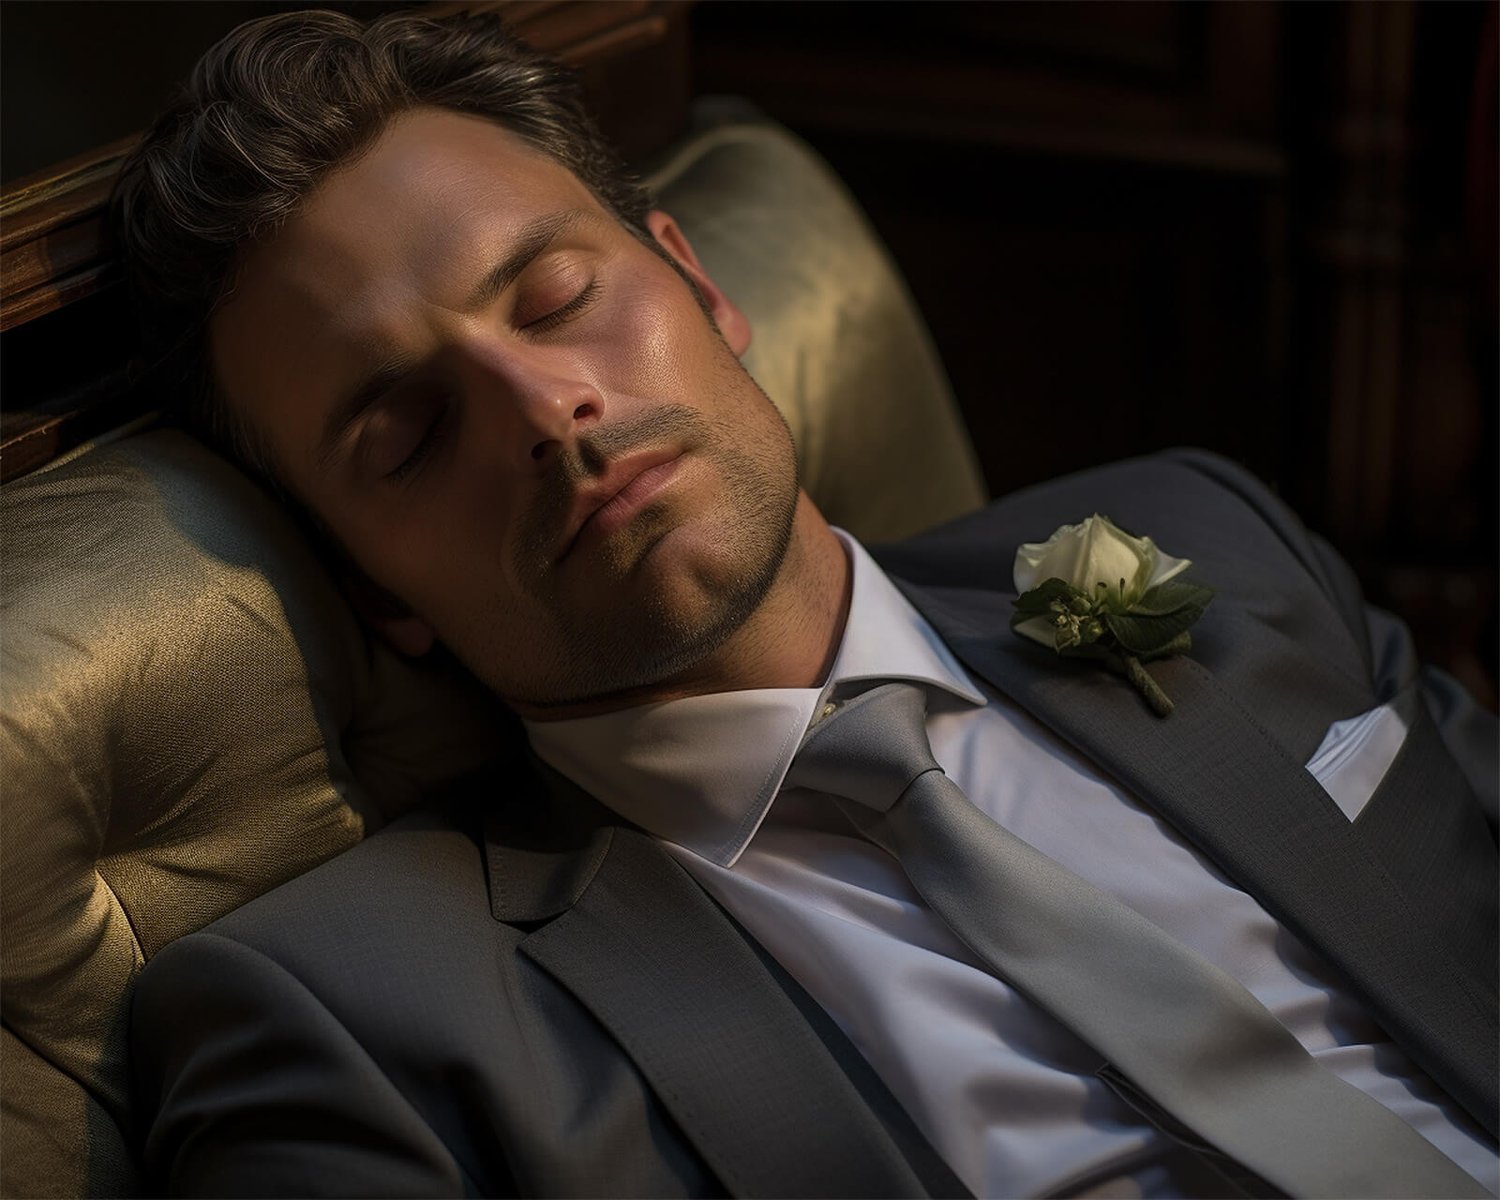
[[515, 405, 708, 570]]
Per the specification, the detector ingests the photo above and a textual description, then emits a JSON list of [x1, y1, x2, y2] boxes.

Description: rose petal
[[1080, 517, 1150, 600], [1148, 547, 1192, 588], [1014, 514, 1189, 605], [1013, 518, 1089, 593]]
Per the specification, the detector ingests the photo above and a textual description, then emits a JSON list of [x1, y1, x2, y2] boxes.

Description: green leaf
[[1101, 579, 1213, 654], [1136, 631, 1193, 662], [1103, 601, 1207, 656], [1011, 577, 1088, 620], [1133, 580, 1216, 617]]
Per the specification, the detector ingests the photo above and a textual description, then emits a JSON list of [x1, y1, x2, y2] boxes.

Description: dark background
[[3, 0, 1495, 706]]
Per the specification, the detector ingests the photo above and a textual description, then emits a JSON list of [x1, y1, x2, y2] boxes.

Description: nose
[[461, 340, 605, 468]]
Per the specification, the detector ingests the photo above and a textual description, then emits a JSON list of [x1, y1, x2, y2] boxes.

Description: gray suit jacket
[[132, 450, 1499, 1197]]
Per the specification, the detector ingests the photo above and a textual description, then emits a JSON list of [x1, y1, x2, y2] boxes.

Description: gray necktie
[[786, 682, 1486, 1200]]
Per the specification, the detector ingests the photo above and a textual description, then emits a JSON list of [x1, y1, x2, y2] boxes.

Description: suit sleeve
[[133, 931, 480, 1198]]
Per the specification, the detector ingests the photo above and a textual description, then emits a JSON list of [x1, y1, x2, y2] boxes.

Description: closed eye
[[382, 279, 598, 481], [387, 398, 452, 482], [523, 280, 601, 334]]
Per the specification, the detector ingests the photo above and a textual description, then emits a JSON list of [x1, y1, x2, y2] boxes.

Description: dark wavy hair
[[110, 8, 652, 481]]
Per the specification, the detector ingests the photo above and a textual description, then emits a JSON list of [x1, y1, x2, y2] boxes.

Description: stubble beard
[[505, 374, 800, 709]]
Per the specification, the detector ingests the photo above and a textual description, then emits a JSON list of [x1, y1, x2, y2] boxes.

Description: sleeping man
[[115, 8, 1498, 1197]]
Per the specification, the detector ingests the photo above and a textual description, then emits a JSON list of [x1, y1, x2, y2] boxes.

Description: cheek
[[325, 489, 495, 628], [398, 547, 541, 681], [607, 274, 720, 396]]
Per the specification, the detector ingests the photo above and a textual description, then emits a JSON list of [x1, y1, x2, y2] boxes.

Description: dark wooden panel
[[694, 1, 1282, 170], [691, 0, 1495, 706], [693, 1, 1289, 494]]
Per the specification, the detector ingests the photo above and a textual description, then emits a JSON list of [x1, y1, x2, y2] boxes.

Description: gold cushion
[[1, 431, 508, 1196]]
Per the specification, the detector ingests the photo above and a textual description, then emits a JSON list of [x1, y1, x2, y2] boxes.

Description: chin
[[609, 542, 781, 682], [492, 423, 799, 710], [532, 499, 795, 706]]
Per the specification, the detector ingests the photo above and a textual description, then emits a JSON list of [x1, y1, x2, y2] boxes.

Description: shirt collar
[[523, 530, 985, 867]]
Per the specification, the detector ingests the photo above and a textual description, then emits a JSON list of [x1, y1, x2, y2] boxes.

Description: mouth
[[557, 449, 684, 564]]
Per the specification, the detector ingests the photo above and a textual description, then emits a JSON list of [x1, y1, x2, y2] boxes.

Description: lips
[[558, 449, 683, 562]]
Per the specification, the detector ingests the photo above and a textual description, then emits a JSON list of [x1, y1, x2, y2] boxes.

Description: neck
[[524, 492, 851, 720], [678, 491, 852, 694]]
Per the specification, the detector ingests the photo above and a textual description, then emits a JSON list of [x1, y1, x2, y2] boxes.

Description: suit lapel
[[893, 577, 1498, 1135], [492, 818, 932, 1198]]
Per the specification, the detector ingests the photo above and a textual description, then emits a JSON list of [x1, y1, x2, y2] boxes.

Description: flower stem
[[1122, 653, 1174, 717]]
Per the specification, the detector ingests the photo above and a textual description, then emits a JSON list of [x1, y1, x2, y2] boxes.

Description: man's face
[[210, 107, 799, 714]]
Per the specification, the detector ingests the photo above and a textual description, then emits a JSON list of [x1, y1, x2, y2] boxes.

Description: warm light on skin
[[209, 107, 850, 719]]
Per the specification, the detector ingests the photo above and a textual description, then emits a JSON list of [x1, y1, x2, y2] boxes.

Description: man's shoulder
[[873, 448, 1331, 599], [144, 799, 499, 985]]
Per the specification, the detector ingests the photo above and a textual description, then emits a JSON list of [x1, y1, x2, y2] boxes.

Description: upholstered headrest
[[642, 103, 983, 541], [0, 109, 983, 1198], [1, 429, 512, 1194]]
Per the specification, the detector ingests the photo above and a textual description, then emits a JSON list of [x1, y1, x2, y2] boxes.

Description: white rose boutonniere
[[1011, 514, 1214, 716]]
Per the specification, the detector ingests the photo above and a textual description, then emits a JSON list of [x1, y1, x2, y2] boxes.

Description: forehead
[[208, 107, 606, 456], [220, 106, 601, 331]]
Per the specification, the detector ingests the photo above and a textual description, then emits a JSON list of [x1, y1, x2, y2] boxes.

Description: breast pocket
[[1332, 681, 1498, 980], [1304, 687, 1419, 822]]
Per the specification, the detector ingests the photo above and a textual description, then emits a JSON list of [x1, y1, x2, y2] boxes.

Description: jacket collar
[[483, 755, 616, 924], [483, 755, 965, 1197], [492, 809, 946, 1197]]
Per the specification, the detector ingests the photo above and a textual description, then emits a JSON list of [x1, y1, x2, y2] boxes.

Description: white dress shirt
[[526, 531, 1499, 1198]]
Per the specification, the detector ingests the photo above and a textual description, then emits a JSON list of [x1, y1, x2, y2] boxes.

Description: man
[[116, 9, 1498, 1198]]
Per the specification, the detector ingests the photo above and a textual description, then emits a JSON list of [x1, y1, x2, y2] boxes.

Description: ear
[[646, 210, 752, 356], [341, 572, 437, 658]]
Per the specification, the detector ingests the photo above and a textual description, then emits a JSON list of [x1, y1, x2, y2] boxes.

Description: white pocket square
[[1306, 689, 1419, 821]]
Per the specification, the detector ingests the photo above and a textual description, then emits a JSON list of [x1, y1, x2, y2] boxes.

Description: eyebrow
[[313, 208, 593, 471]]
